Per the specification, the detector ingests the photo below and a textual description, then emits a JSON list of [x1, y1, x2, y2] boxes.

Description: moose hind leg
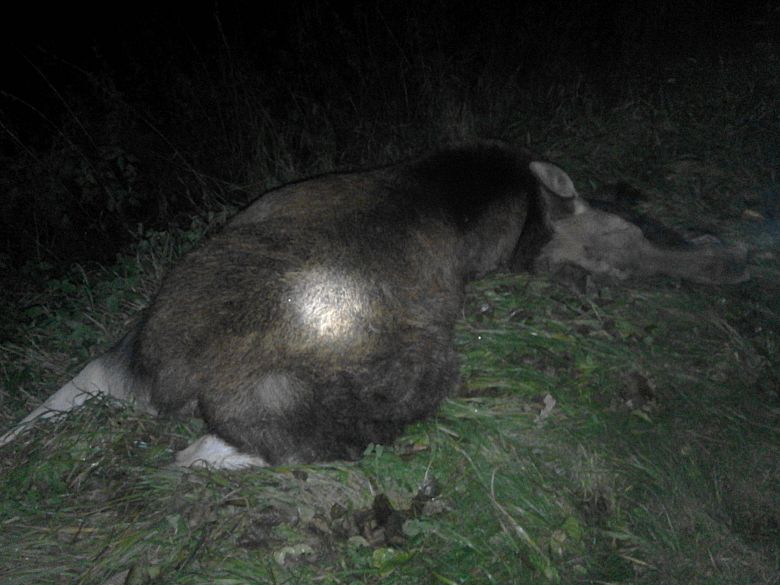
[[197, 372, 325, 465], [174, 434, 268, 469], [0, 340, 146, 448]]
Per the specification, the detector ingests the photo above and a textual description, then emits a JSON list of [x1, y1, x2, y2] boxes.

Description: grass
[[1, 22, 779, 585], [2, 266, 778, 584]]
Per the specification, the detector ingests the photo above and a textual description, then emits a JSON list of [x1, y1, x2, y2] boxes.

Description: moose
[[0, 142, 748, 468]]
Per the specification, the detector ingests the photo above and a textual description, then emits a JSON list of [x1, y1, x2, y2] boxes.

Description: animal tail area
[[0, 329, 151, 448]]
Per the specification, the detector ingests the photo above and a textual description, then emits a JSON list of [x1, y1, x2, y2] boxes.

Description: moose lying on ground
[[0, 142, 749, 468]]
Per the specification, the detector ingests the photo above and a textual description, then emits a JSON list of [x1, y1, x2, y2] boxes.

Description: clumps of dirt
[[237, 506, 297, 550], [577, 487, 615, 528], [614, 371, 658, 413], [329, 493, 407, 547], [592, 370, 659, 417], [238, 476, 445, 567]]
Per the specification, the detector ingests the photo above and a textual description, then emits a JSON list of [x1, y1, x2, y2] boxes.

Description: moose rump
[[129, 144, 545, 466], [0, 141, 747, 467]]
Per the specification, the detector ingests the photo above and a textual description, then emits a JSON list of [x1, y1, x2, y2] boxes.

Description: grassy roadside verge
[[1, 54, 778, 584]]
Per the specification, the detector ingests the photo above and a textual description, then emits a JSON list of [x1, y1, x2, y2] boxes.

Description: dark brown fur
[[130, 143, 550, 464], [1, 142, 747, 462]]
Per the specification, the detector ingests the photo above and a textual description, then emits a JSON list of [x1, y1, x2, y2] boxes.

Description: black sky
[[1, 1, 776, 265]]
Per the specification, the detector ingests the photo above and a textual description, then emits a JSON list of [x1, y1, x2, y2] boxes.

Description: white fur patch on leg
[[0, 357, 120, 447], [174, 434, 268, 470]]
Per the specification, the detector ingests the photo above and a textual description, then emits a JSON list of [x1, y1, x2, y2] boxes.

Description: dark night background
[[2, 4, 780, 583], [1, 1, 777, 268]]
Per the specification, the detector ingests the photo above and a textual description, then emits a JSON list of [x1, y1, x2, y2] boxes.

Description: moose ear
[[529, 161, 588, 215], [529, 161, 578, 199]]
